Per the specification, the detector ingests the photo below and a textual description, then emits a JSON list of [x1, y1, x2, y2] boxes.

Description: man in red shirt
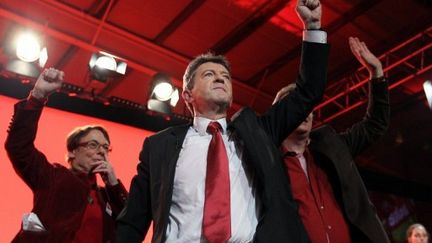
[[273, 37, 390, 243], [5, 68, 128, 242]]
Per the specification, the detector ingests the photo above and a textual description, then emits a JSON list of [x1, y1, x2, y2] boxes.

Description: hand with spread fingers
[[296, 0, 322, 30]]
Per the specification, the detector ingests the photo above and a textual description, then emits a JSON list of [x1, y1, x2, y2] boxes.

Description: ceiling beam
[[0, 8, 159, 78], [90, 0, 116, 45], [34, 0, 274, 104], [54, 46, 79, 70], [92, 0, 120, 19], [153, 0, 205, 44], [0, 6, 248, 112], [211, 0, 288, 54], [247, 0, 383, 87]]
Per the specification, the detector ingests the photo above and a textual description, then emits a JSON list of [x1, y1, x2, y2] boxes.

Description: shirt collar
[[193, 116, 227, 136], [72, 170, 98, 188], [281, 145, 310, 158]]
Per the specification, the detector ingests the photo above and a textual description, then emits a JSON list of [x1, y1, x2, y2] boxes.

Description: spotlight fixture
[[89, 52, 127, 76], [4, 31, 48, 78], [87, 51, 127, 92], [423, 80, 432, 109], [15, 32, 48, 67], [147, 72, 180, 114]]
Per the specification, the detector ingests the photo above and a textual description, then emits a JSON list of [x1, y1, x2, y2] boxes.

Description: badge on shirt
[[105, 202, 112, 216]]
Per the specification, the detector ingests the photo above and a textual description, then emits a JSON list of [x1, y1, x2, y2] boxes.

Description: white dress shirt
[[165, 117, 258, 243]]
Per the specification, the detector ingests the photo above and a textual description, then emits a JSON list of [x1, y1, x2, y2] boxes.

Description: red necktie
[[203, 121, 231, 243]]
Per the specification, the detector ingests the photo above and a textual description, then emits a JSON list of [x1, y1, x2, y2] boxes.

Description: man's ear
[[182, 89, 193, 103]]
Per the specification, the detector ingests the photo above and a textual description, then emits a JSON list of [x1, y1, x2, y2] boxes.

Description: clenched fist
[[32, 68, 65, 99], [296, 0, 322, 30]]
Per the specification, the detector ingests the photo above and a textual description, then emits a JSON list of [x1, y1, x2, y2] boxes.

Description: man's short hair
[[272, 83, 297, 105], [66, 125, 110, 161], [182, 52, 231, 91]]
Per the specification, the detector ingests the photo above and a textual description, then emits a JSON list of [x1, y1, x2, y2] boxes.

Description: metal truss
[[314, 25, 432, 126]]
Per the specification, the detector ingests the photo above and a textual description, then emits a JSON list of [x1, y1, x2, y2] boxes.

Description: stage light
[[154, 82, 173, 101], [15, 32, 41, 62], [87, 52, 127, 92], [423, 80, 432, 109], [116, 62, 127, 75], [170, 88, 180, 107], [95, 55, 116, 71], [39, 47, 48, 68], [4, 31, 48, 78], [147, 73, 179, 114], [14, 32, 48, 68], [89, 52, 127, 76]]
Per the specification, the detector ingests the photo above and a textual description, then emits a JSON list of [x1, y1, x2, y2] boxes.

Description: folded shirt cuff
[[303, 30, 327, 44]]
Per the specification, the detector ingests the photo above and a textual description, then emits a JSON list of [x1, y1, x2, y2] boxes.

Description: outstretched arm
[[349, 37, 383, 79], [342, 38, 390, 156], [5, 68, 65, 190], [259, 0, 329, 145]]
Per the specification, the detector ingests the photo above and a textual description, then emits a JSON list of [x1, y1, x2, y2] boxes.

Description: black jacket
[[116, 42, 330, 243], [307, 80, 390, 243]]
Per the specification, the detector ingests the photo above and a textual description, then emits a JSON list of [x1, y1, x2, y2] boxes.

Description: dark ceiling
[[1, 1, 432, 191]]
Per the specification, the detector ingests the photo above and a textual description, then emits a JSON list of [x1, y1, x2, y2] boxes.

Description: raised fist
[[296, 0, 322, 30], [32, 68, 65, 99]]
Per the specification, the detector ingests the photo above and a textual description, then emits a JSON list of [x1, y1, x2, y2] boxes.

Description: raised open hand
[[349, 37, 383, 78]]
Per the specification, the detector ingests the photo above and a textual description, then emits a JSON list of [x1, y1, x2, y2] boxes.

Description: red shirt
[[72, 176, 103, 243], [283, 148, 352, 243]]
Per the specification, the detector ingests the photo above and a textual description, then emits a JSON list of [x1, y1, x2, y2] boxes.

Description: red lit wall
[[0, 95, 153, 242]]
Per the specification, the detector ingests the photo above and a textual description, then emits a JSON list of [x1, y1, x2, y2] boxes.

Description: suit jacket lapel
[[165, 125, 189, 180]]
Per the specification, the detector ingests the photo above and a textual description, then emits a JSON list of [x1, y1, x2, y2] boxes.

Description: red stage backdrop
[[0, 95, 154, 242]]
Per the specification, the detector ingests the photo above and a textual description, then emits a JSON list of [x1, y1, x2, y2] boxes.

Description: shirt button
[[328, 225, 332, 230], [320, 206, 324, 210]]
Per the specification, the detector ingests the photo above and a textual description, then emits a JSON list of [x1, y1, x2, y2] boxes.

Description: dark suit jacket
[[5, 100, 128, 243], [307, 81, 390, 243], [117, 42, 330, 243]]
